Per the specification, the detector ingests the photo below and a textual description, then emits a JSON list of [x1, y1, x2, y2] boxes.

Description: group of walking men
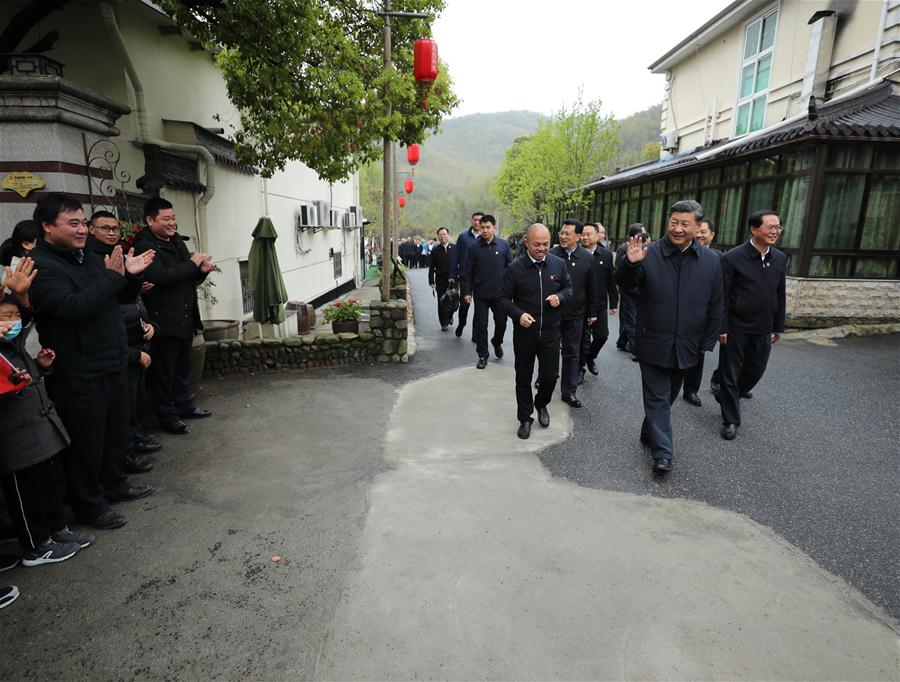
[[428, 200, 786, 474]]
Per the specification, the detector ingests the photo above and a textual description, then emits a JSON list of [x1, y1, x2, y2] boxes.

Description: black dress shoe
[[537, 406, 550, 428], [517, 421, 531, 439], [93, 510, 127, 530], [125, 454, 154, 474], [493, 343, 504, 359], [586, 359, 599, 375], [476, 357, 488, 369], [561, 394, 582, 408], [652, 458, 672, 474], [640, 434, 651, 447], [741, 391, 753, 399], [180, 407, 212, 419], [132, 440, 162, 454], [108, 484, 155, 503], [161, 420, 191, 435], [683, 392, 702, 407], [721, 424, 738, 440], [455, 325, 464, 338]]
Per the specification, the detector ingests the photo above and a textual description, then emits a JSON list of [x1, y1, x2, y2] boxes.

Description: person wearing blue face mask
[[0, 282, 95, 568]]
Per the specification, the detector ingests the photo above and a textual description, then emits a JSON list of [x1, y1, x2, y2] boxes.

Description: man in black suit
[[615, 224, 649, 359], [682, 218, 721, 407], [499, 224, 572, 439], [616, 200, 723, 474], [449, 212, 483, 340], [428, 227, 455, 331], [717, 210, 787, 441], [549, 220, 598, 407], [579, 222, 618, 382]]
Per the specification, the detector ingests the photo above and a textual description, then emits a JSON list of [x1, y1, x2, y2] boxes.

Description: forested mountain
[[360, 105, 661, 236]]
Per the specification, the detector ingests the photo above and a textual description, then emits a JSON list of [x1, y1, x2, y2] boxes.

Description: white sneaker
[[21, 539, 80, 567], [0, 585, 19, 609]]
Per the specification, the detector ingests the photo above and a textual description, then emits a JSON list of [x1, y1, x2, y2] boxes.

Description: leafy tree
[[493, 94, 618, 226], [163, 0, 459, 182]]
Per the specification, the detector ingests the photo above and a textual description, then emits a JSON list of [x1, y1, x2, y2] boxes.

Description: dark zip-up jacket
[[499, 253, 573, 338], [549, 244, 599, 321], [450, 227, 479, 280], [0, 323, 70, 474], [133, 229, 207, 340], [428, 243, 454, 284], [29, 239, 132, 379], [616, 238, 723, 369], [461, 236, 513, 300], [590, 245, 619, 311], [721, 240, 786, 335]]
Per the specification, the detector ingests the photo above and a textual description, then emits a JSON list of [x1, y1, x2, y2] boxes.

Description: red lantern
[[414, 38, 439, 83], [406, 143, 420, 165], [398, 196, 406, 208], [404, 178, 414, 194]]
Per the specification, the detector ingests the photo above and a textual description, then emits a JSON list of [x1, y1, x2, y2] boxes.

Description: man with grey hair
[[616, 200, 723, 474]]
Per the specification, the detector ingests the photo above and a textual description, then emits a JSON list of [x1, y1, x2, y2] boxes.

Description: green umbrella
[[249, 217, 289, 324]]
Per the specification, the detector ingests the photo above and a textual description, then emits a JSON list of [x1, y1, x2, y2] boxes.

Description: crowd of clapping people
[[0, 193, 214, 610]]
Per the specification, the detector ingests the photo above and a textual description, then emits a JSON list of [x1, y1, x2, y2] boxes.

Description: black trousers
[[617, 294, 637, 352], [683, 353, 706, 395], [513, 329, 560, 422], [639, 361, 686, 460], [473, 297, 507, 359], [47, 370, 130, 520], [126, 361, 148, 444], [456, 293, 471, 332], [718, 331, 772, 426], [0, 456, 67, 551], [559, 317, 584, 397], [580, 316, 609, 368], [149, 335, 196, 425], [435, 275, 452, 328]]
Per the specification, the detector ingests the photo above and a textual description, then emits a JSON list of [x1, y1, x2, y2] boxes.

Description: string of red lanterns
[[394, 40, 436, 213]]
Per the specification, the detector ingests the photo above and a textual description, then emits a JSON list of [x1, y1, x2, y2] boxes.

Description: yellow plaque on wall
[[2, 172, 46, 198]]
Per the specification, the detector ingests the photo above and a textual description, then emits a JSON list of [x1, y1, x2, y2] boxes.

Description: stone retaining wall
[[786, 277, 900, 328], [202, 300, 409, 377]]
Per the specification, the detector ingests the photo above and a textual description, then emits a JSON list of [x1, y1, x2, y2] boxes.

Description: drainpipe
[[99, 2, 216, 263], [871, 0, 889, 82]]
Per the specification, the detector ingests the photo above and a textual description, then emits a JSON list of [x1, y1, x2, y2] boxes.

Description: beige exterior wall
[[660, 0, 897, 157], [1, 1, 362, 324]]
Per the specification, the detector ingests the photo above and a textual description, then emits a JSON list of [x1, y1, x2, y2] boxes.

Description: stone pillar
[[0, 75, 130, 235]]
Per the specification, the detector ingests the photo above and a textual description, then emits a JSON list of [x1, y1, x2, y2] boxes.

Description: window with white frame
[[734, 8, 777, 138]]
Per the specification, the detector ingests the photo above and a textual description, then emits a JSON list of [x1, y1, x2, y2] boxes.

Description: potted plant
[[323, 298, 362, 334]]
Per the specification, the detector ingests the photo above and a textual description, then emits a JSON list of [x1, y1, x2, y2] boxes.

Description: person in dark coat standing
[[428, 227, 455, 331], [549, 219, 598, 407], [461, 215, 513, 369], [133, 197, 214, 435], [615, 224, 650, 358], [717, 210, 787, 441], [499, 224, 572, 439], [616, 200, 723, 474], [449, 212, 483, 339], [29, 193, 156, 529], [579, 222, 618, 382], [682, 218, 721, 407]]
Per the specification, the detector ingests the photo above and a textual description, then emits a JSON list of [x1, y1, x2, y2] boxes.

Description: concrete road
[[1, 266, 897, 681]]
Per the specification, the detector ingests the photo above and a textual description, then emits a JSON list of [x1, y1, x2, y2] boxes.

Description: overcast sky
[[432, 0, 730, 119]]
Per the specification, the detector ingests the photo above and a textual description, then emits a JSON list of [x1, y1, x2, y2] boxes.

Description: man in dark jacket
[[579, 222, 618, 381], [615, 224, 650, 357], [499, 224, 572, 439], [134, 197, 213, 435], [428, 227, 455, 331], [682, 218, 721, 407], [29, 193, 156, 529], [717, 210, 787, 441], [461, 215, 513, 369], [549, 219, 598, 407], [616, 200, 723, 474], [449, 211, 483, 339]]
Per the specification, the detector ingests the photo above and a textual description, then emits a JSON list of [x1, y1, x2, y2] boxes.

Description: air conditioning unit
[[660, 131, 680, 152], [329, 208, 346, 229], [314, 200, 331, 227], [297, 203, 319, 228], [347, 205, 362, 228]]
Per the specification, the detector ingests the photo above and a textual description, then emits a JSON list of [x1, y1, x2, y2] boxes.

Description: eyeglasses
[[94, 225, 121, 234]]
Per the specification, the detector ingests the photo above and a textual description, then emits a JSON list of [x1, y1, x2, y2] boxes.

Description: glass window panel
[[860, 175, 900, 251], [629, 184, 640, 198], [815, 175, 866, 249], [776, 175, 809, 249], [699, 188, 719, 227], [667, 176, 682, 191], [653, 180, 665, 193], [760, 12, 777, 51], [809, 256, 853, 278], [873, 146, 900, 169], [744, 19, 761, 59], [701, 168, 721, 186], [651, 196, 664, 235], [718, 185, 744, 245], [787, 254, 801, 276], [827, 144, 873, 169], [641, 183, 652, 198], [749, 96, 766, 132], [740, 63, 755, 98], [682, 173, 699, 190], [735, 102, 751, 136], [750, 155, 778, 177], [747, 181, 775, 215], [724, 163, 746, 182], [754, 55, 772, 93], [855, 258, 898, 279], [782, 149, 814, 172]]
